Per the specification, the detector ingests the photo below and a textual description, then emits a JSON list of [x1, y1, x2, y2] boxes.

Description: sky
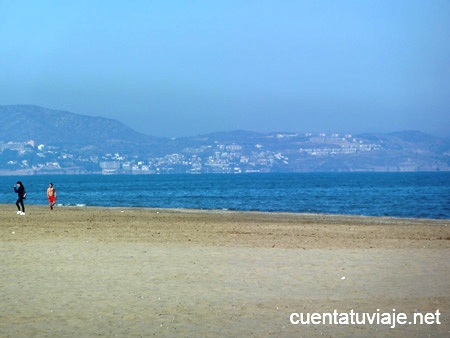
[[1, 1, 449, 138]]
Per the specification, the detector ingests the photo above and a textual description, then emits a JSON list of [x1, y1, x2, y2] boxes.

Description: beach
[[1, 205, 449, 337]]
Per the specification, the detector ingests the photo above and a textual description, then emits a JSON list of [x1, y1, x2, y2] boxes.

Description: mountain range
[[1, 105, 449, 173], [0, 105, 159, 155]]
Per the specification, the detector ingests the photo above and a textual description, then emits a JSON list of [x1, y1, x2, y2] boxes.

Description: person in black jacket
[[14, 181, 26, 215]]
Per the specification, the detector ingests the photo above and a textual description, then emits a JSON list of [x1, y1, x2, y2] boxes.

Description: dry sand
[[1, 204, 449, 337]]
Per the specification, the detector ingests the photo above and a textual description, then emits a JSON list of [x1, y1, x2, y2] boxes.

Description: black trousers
[[16, 197, 25, 212]]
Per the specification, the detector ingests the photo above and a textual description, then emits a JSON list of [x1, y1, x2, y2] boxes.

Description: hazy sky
[[1, 1, 449, 137]]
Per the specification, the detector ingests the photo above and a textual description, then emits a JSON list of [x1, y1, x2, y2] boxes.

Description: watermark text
[[290, 309, 441, 329]]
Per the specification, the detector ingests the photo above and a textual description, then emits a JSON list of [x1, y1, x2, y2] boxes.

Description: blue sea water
[[1, 172, 449, 219]]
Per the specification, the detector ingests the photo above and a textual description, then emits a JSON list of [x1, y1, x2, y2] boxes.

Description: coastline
[[2, 172, 449, 220], [1, 205, 449, 337], [1, 204, 449, 249]]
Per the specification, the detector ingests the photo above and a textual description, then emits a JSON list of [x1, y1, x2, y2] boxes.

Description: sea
[[1, 172, 449, 219]]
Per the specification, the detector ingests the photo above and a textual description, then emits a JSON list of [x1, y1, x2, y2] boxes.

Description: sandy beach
[[1, 204, 449, 337]]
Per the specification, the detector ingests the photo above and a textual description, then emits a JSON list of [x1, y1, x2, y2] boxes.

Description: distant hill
[[358, 130, 450, 154], [0, 105, 159, 154], [0, 104, 449, 173]]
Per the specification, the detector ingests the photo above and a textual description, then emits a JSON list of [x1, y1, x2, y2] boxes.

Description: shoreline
[[1, 204, 449, 337], [2, 204, 449, 250], [3, 203, 450, 222]]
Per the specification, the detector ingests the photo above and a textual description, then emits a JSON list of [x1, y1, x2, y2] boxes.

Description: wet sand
[[1, 205, 449, 337]]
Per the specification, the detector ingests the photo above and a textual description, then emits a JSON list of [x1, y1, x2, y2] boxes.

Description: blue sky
[[1, 1, 449, 137]]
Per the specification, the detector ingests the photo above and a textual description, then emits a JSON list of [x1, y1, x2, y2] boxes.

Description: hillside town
[[1, 131, 448, 175]]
